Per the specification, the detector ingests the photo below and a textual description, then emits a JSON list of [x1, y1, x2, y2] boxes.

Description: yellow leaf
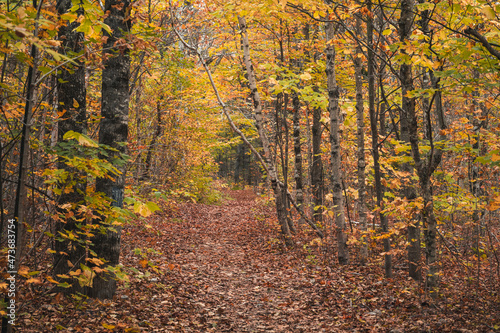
[[61, 13, 77, 21], [139, 259, 148, 268], [26, 278, 42, 284], [102, 323, 115, 330], [300, 72, 312, 81], [63, 130, 99, 147], [73, 99, 79, 108], [491, 154, 500, 162], [481, 6, 496, 20], [134, 203, 152, 217], [309, 238, 323, 246]]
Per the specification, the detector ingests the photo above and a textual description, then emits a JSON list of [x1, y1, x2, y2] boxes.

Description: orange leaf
[[46, 276, 58, 284], [139, 259, 148, 268]]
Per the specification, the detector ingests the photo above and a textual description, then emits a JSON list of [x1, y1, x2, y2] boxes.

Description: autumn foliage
[[1, 0, 500, 331]]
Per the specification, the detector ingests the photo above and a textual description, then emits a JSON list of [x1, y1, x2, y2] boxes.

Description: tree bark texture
[[398, 0, 419, 281], [325, 17, 349, 265], [89, 0, 132, 299], [404, 0, 446, 294], [53, 0, 88, 295], [311, 105, 323, 223], [354, 13, 368, 265], [292, 92, 305, 224]]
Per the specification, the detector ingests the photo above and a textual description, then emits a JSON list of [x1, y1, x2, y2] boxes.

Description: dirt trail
[[144, 189, 341, 332], [19, 189, 494, 332]]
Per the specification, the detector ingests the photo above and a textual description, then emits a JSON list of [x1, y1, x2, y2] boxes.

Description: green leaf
[[146, 201, 161, 213]]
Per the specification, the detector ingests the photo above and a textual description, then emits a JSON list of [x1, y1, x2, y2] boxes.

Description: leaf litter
[[17, 189, 499, 332]]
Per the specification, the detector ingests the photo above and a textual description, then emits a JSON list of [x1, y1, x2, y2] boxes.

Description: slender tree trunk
[[282, 94, 296, 233], [2, 10, 39, 329], [354, 13, 368, 265], [311, 104, 323, 223], [407, 85, 445, 295], [142, 98, 163, 180], [325, 14, 349, 265], [53, 0, 87, 294], [234, 143, 243, 183], [305, 109, 313, 216], [88, 0, 132, 299], [398, 0, 418, 281], [238, 16, 292, 246], [366, 0, 391, 276], [292, 92, 305, 224], [412, 2, 447, 295], [469, 69, 488, 248]]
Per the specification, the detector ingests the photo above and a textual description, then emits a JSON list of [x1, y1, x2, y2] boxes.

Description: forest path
[[136, 189, 343, 332], [19, 189, 484, 332]]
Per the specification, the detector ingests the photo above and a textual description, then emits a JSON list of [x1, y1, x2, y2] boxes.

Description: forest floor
[[18, 188, 499, 332]]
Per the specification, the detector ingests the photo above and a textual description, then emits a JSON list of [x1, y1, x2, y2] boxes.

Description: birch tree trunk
[[292, 92, 305, 224], [311, 105, 324, 223], [325, 14, 349, 264], [354, 13, 368, 265], [238, 16, 292, 246]]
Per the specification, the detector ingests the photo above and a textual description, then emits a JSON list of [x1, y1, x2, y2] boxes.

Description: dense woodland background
[[1, 0, 500, 331]]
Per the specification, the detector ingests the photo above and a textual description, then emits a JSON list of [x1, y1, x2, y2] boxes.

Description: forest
[[1, 0, 500, 331]]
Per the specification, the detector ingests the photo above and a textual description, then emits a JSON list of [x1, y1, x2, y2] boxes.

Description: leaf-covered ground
[[18, 189, 499, 332]]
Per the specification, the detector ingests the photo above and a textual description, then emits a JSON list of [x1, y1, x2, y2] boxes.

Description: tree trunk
[[469, 69, 488, 250], [238, 16, 292, 246], [88, 0, 132, 299], [398, 0, 418, 281], [411, 1, 447, 295], [311, 104, 323, 223], [292, 92, 305, 224], [234, 143, 243, 183], [367, 0, 392, 277], [325, 15, 349, 265], [141, 98, 163, 180], [354, 13, 368, 265], [2, 13, 39, 328], [53, 0, 88, 295]]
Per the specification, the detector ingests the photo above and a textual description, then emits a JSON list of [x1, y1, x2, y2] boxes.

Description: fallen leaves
[[16, 188, 500, 332]]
